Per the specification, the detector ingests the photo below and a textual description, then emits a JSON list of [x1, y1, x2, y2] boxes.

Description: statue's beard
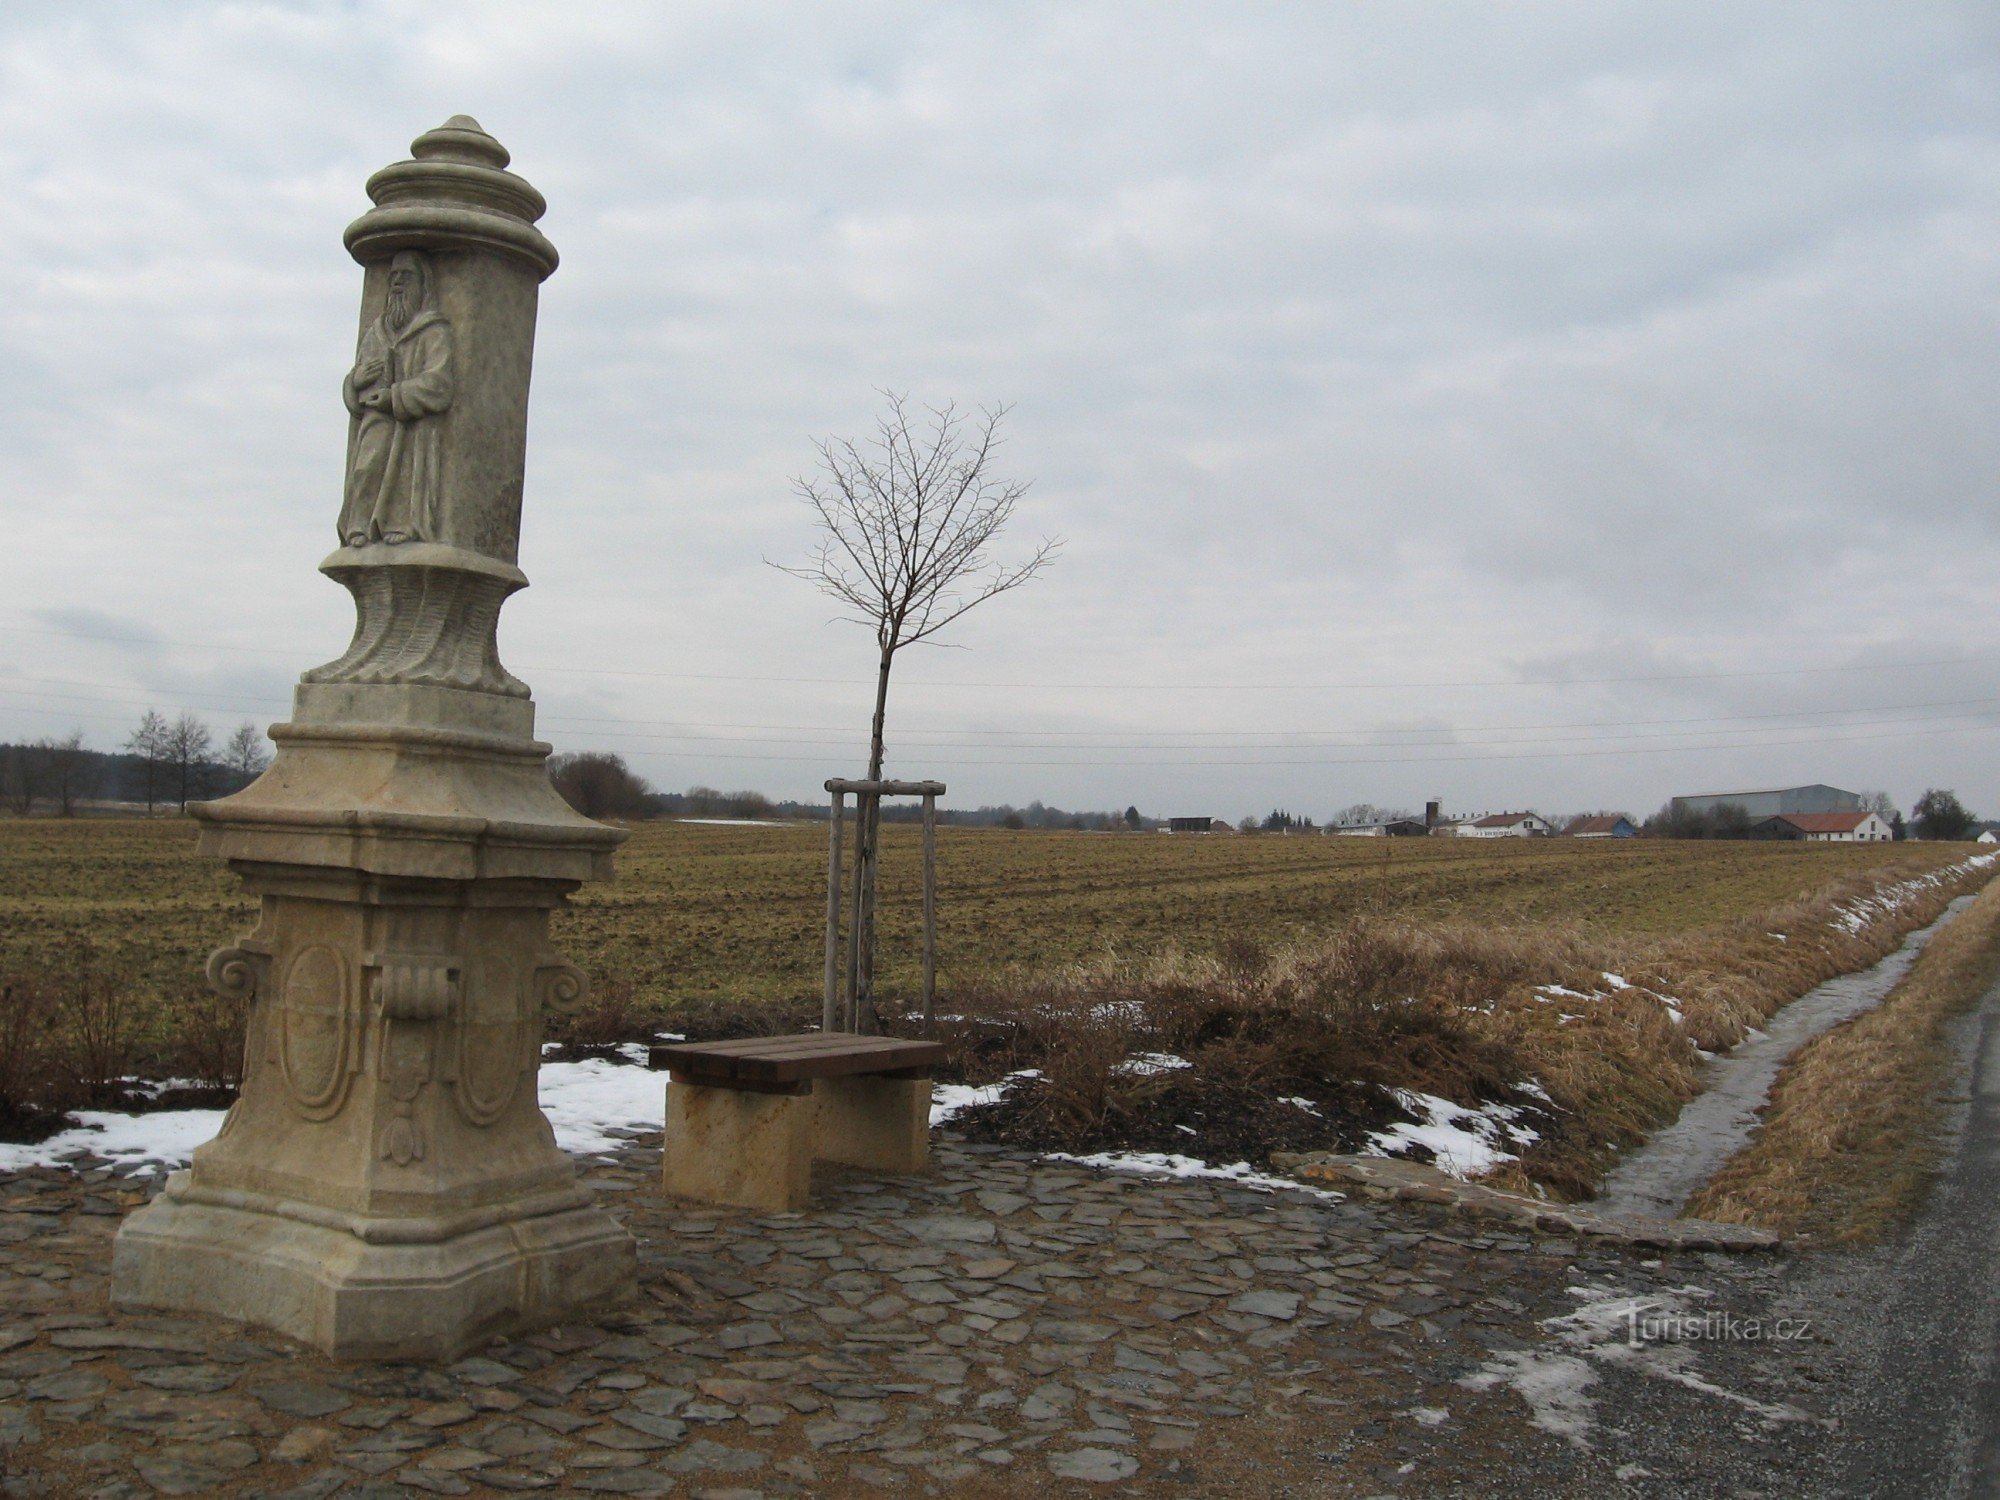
[[387, 289, 413, 330]]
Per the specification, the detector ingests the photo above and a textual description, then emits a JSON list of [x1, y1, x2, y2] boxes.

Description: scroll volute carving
[[206, 945, 264, 1003], [534, 961, 588, 1017]]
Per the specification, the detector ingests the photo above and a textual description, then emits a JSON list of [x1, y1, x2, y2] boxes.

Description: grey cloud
[[1, 2, 1996, 818]]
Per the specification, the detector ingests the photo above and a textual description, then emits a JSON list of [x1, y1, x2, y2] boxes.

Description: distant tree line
[[0, 711, 268, 817], [1639, 789, 1986, 842], [544, 750, 1153, 830]]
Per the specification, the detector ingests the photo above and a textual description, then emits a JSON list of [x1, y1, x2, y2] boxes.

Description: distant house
[[1458, 812, 1552, 839], [1979, 827, 2000, 845], [1167, 817, 1218, 834], [1564, 815, 1637, 839], [1749, 811, 1893, 843], [1328, 819, 1430, 838], [1671, 785, 1862, 821]]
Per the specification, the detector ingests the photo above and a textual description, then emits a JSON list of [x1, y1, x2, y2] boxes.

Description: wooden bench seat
[[650, 1034, 945, 1210]]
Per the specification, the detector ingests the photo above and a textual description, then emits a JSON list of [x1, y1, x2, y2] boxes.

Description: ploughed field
[[0, 815, 1969, 1009]]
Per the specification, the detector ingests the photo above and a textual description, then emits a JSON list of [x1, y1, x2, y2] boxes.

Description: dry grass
[[0, 816, 1971, 1007], [0, 818, 1989, 1190], [1686, 876, 2000, 1241], [928, 855, 2000, 1198]]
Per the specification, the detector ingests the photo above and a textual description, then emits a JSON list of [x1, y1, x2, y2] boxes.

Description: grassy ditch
[[926, 855, 2000, 1200], [1687, 876, 2000, 1241]]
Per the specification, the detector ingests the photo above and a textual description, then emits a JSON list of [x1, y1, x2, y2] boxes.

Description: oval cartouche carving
[[452, 953, 524, 1127], [279, 944, 355, 1120]]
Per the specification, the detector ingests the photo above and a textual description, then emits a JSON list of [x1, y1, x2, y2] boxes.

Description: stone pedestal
[[112, 117, 637, 1361]]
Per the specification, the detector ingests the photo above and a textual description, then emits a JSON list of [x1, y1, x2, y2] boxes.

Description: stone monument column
[[112, 117, 637, 1361]]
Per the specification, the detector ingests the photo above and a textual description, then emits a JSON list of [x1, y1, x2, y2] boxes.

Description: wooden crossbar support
[[821, 777, 946, 1037]]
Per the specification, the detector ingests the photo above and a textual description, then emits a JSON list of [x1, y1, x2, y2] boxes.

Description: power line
[[5, 621, 1996, 692], [3, 676, 1999, 755], [12, 690, 1982, 768]]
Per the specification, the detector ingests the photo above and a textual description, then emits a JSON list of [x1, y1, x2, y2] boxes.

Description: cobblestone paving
[[0, 1131, 1746, 1498]]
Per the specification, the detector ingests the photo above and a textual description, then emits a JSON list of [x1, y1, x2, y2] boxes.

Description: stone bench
[[650, 1034, 946, 1211]]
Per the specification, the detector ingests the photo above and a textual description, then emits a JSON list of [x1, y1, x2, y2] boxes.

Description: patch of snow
[[1114, 1052, 1192, 1076], [1767, 933, 1788, 943], [1462, 1281, 1820, 1450], [0, 1057, 676, 1175], [1366, 1090, 1539, 1179], [1279, 1096, 1322, 1116], [1829, 853, 1999, 936], [537, 1058, 667, 1154], [1406, 1406, 1452, 1428], [674, 818, 785, 826], [1537, 984, 1592, 1001], [1601, 973, 1632, 990], [0, 1108, 229, 1175], [1042, 1149, 1343, 1200], [929, 1069, 1041, 1127]]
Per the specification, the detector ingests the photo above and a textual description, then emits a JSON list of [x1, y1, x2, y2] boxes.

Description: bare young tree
[[223, 721, 271, 782], [126, 710, 169, 815], [41, 731, 93, 817], [164, 713, 213, 814], [775, 392, 1059, 1030]]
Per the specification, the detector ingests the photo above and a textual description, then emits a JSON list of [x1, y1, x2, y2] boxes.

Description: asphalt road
[[1551, 966, 2000, 1499], [1805, 971, 2000, 1498]]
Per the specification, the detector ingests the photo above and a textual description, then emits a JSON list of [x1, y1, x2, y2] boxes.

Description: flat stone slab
[[0, 1133, 1806, 1495], [1270, 1152, 1782, 1251]]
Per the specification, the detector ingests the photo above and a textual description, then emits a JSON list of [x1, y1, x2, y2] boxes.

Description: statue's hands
[[359, 389, 390, 412], [355, 357, 386, 386]]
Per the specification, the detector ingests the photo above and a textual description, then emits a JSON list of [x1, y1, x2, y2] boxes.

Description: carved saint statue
[[339, 251, 453, 546]]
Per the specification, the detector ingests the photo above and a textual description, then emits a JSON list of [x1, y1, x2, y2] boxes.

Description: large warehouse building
[[1670, 784, 1863, 821]]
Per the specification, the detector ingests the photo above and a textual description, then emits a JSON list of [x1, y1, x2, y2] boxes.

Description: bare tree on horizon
[[224, 721, 271, 782], [164, 713, 213, 814], [126, 710, 169, 816], [43, 731, 92, 817], [774, 392, 1060, 1031]]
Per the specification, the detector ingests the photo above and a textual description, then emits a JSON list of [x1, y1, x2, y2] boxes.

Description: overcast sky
[[3, 2, 1998, 822]]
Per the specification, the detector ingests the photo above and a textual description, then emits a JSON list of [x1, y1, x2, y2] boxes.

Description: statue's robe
[[339, 309, 453, 545]]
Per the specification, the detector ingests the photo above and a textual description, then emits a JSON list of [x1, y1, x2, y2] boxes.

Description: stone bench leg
[[814, 1074, 931, 1176], [660, 1078, 813, 1211]]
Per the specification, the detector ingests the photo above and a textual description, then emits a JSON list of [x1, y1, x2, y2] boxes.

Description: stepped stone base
[[114, 1177, 634, 1361]]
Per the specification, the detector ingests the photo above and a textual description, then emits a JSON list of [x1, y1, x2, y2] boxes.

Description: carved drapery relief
[[300, 564, 529, 698], [339, 251, 453, 549]]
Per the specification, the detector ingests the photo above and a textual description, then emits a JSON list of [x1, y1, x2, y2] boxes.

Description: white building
[[1457, 812, 1552, 838], [1751, 811, 1893, 843]]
